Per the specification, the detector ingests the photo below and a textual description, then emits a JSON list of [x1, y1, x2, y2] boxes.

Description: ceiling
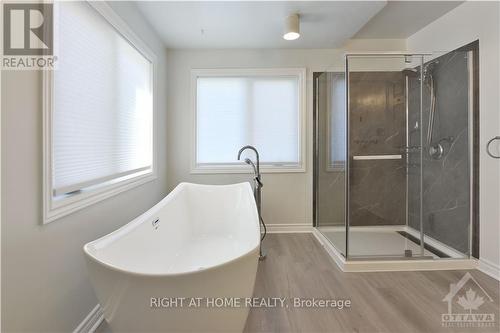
[[354, 1, 463, 39], [135, 1, 386, 49], [135, 1, 463, 49]]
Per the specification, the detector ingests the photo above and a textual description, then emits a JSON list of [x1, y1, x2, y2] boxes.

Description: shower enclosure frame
[[313, 48, 479, 270]]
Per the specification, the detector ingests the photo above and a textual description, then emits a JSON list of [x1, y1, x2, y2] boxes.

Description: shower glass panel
[[416, 50, 475, 259], [315, 72, 347, 256], [346, 54, 426, 259]]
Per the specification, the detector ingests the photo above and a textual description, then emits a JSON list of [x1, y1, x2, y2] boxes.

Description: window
[[191, 68, 306, 173], [43, 1, 157, 223], [326, 72, 346, 171]]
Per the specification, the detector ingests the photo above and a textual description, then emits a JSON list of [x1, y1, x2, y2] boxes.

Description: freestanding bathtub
[[83, 182, 260, 332]]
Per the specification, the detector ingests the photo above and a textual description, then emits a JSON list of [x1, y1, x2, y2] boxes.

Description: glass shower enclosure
[[314, 49, 476, 262]]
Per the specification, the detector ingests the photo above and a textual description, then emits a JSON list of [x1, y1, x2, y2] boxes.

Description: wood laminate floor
[[96, 233, 500, 333]]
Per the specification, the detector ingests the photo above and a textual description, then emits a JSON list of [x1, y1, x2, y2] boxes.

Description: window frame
[[190, 68, 306, 174], [43, 1, 158, 224]]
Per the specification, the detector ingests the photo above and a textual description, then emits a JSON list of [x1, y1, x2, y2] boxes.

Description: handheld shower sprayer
[[244, 158, 257, 175], [403, 61, 448, 159]]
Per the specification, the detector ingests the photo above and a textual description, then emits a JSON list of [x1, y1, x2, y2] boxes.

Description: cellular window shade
[[53, 2, 153, 196], [196, 76, 299, 165], [329, 73, 346, 168]]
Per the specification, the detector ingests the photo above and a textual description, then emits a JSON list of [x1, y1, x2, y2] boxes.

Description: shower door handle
[[486, 136, 500, 159], [352, 154, 402, 161]]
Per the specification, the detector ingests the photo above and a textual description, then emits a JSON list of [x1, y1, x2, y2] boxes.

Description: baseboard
[[478, 258, 500, 281], [265, 223, 312, 233], [74, 304, 104, 333]]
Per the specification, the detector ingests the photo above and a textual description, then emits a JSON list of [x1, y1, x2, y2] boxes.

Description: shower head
[[402, 59, 439, 79], [423, 61, 438, 76], [402, 68, 419, 77]]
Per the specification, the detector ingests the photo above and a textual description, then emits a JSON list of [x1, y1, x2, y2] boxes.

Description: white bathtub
[[84, 182, 260, 332]]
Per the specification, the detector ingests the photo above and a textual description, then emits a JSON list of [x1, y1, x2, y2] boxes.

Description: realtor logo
[[3, 3, 53, 55], [2, 2, 56, 69], [442, 272, 496, 328]]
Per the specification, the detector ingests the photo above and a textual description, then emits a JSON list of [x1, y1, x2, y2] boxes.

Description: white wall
[[166, 40, 406, 230], [0, 2, 168, 331], [408, 1, 500, 274]]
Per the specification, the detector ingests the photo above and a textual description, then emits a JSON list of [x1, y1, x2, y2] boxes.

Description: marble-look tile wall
[[408, 51, 471, 254], [349, 72, 406, 226]]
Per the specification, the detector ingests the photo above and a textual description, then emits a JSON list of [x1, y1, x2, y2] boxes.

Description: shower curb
[[312, 228, 479, 273]]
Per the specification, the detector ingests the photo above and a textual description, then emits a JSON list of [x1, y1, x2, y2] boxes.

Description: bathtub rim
[[83, 182, 260, 277]]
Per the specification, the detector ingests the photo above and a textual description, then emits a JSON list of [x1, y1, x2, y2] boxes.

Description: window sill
[[43, 171, 157, 224], [190, 164, 306, 174]]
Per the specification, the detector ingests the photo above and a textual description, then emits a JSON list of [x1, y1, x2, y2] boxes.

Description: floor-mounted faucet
[[238, 145, 267, 260]]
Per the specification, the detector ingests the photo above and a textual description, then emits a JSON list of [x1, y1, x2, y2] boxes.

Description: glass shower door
[[345, 54, 426, 259]]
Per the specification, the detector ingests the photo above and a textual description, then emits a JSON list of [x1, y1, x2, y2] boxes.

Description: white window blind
[[52, 1, 153, 196], [195, 71, 303, 170], [328, 72, 346, 169]]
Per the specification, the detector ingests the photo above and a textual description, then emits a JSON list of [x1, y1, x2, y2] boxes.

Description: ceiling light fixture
[[283, 14, 300, 41]]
